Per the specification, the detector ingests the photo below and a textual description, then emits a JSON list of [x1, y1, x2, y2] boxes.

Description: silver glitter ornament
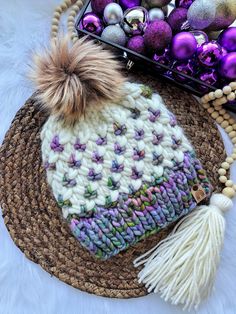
[[122, 6, 149, 35], [206, 0, 236, 31], [104, 3, 124, 25], [101, 25, 127, 46], [143, 0, 171, 8], [187, 0, 216, 30], [149, 8, 165, 21]]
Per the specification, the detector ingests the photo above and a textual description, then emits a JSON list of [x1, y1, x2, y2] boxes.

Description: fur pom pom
[[30, 36, 125, 125]]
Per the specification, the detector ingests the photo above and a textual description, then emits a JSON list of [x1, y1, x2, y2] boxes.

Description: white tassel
[[133, 193, 233, 310]]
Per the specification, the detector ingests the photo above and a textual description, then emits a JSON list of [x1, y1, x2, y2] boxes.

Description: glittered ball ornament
[[122, 7, 149, 35], [171, 32, 197, 60], [190, 30, 208, 46], [104, 3, 123, 25], [127, 35, 146, 54], [91, 0, 115, 15], [167, 8, 189, 33], [187, 0, 216, 30], [218, 27, 236, 52], [101, 25, 127, 46], [80, 12, 104, 35], [148, 8, 165, 22], [218, 52, 236, 80], [175, 0, 195, 9], [197, 41, 225, 67], [144, 20, 172, 51], [206, 0, 236, 31], [143, 0, 171, 8], [119, 0, 141, 10]]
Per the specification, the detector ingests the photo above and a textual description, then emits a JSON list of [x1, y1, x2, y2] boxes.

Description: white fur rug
[[0, 1, 236, 313]]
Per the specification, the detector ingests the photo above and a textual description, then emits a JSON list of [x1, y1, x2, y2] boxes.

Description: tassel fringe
[[134, 193, 233, 310]]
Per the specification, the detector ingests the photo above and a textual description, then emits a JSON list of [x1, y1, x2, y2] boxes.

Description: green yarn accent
[[57, 195, 72, 208], [84, 184, 97, 199], [141, 85, 153, 99]]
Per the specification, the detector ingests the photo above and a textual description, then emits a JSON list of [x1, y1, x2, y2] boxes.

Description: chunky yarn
[[41, 82, 211, 259]]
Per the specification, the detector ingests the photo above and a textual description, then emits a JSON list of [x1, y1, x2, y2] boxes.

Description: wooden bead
[[216, 116, 224, 124], [223, 85, 232, 95], [232, 137, 236, 144], [55, 6, 63, 14], [214, 89, 223, 98], [211, 112, 219, 119], [68, 16, 75, 23], [52, 25, 58, 32], [229, 131, 236, 138], [231, 153, 236, 159], [226, 157, 234, 164], [221, 120, 229, 128], [225, 125, 233, 133], [233, 185, 236, 191], [218, 168, 226, 175], [227, 92, 236, 101], [229, 82, 236, 90], [54, 12, 61, 19], [219, 176, 227, 183], [209, 92, 215, 100], [223, 187, 235, 198], [226, 180, 233, 187], [232, 124, 236, 130], [202, 103, 210, 109], [221, 162, 230, 169], [207, 107, 214, 114], [223, 113, 230, 119], [70, 9, 78, 17], [219, 109, 226, 115], [229, 118, 235, 124]]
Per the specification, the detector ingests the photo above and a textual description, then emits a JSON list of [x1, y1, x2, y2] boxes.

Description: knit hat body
[[41, 82, 211, 259]]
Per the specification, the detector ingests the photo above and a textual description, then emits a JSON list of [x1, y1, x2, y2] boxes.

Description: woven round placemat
[[0, 75, 226, 298]]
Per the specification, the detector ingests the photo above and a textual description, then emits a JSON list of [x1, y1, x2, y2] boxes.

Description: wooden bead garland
[[201, 83, 236, 199]]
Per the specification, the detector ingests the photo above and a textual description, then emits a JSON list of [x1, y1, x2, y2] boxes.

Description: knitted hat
[[29, 35, 233, 310]]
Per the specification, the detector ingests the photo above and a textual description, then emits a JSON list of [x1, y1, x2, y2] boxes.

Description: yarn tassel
[[133, 193, 233, 310]]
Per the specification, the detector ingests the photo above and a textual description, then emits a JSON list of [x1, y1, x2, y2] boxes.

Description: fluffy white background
[[0, 1, 236, 313]]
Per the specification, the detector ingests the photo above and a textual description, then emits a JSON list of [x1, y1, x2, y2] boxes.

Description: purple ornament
[[190, 30, 208, 46], [127, 35, 146, 54], [173, 60, 195, 83], [197, 41, 224, 67], [122, 6, 148, 35], [80, 12, 104, 35], [153, 48, 171, 71], [218, 52, 236, 80], [91, 0, 115, 15], [199, 69, 218, 86], [144, 20, 172, 51], [167, 8, 189, 33], [171, 32, 197, 60], [218, 27, 236, 53], [119, 0, 141, 10], [175, 0, 194, 9]]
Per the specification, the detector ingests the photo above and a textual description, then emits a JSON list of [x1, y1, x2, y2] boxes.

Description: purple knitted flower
[[50, 135, 64, 152], [74, 138, 86, 151]]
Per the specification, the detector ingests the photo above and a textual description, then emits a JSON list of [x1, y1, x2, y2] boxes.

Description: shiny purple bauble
[[173, 60, 195, 83], [197, 41, 224, 67], [144, 20, 172, 51], [175, 0, 194, 9], [153, 48, 171, 71], [198, 69, 218, 86], [80, 12, 104, 35], [127, 35, 146, 54], [167, 8, 188, 33], [171, 32, 197, 60], [218, 27, 236, 53], [91, 0, 115, 15], [119, 0, 141, 10], [218, 52, 236, 80]]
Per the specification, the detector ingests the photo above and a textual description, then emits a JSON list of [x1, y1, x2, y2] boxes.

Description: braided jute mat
[[0, 74, 226, 298]]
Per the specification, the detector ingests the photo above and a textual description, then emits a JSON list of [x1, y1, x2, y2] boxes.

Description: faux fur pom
[[30, 36, 125, 125]]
